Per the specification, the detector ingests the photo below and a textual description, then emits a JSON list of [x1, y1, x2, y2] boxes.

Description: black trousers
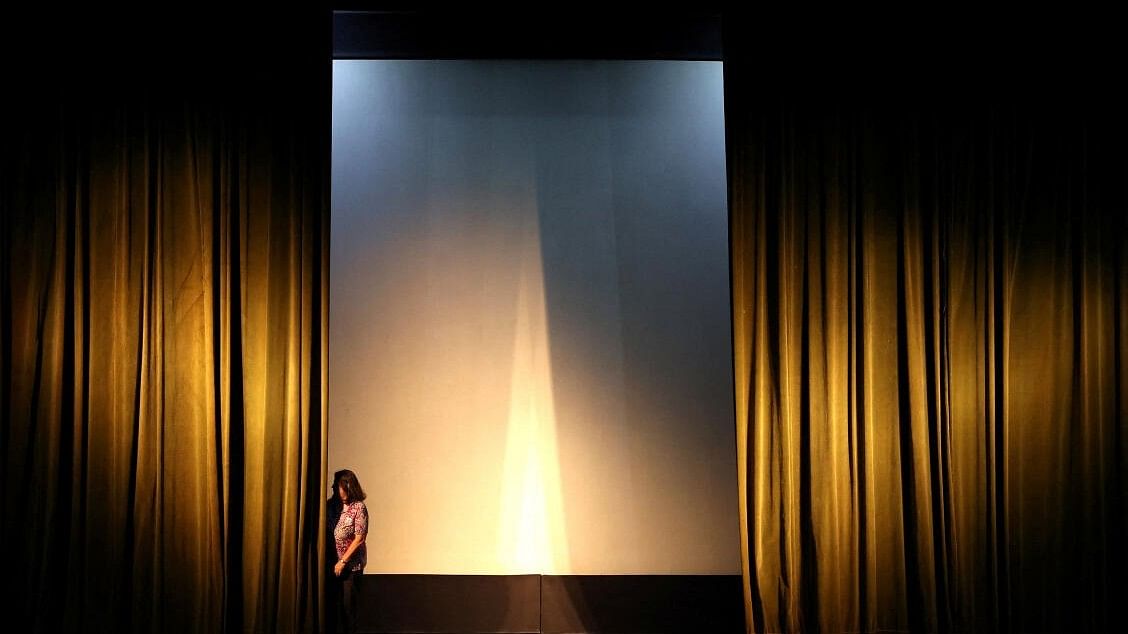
[[328, 567, 360, 634]]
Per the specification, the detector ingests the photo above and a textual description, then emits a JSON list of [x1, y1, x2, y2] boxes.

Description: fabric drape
[[726, 49, 1128, 633], [1, 11, 330, 633]]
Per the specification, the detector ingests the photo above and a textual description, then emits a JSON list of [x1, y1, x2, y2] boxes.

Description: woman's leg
[[341, 569, 360, 634], [326, 571, 343, 634]]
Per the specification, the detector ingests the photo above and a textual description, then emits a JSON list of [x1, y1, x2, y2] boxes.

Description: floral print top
[[333, 500, 368, 573]]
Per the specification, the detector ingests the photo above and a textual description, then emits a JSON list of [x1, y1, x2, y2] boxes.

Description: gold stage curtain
[[726, 57, 1128, 631], [1, 13, 329, 632]]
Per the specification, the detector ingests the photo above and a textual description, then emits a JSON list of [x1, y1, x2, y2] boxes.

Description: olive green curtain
[[726, 55, 1128, 632], [1, 12, 329, 633]]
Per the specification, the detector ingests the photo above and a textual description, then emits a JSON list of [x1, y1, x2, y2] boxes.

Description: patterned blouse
[[333, 500, 368, 573]]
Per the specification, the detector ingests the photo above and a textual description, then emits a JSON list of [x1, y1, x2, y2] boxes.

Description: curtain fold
[[1, 11, 329, 633], [726, 55, 1128, 632]]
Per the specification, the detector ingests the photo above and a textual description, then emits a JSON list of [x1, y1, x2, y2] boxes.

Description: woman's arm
[[333, 532, 365, 576], [339, 532, 366, 565]]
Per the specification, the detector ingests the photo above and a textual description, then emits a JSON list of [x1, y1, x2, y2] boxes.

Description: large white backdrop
[[330, 60, 737, 574]]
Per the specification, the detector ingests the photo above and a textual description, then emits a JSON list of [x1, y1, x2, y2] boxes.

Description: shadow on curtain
[[725, 20, 1128, 633], [1, 9, 330, 632]]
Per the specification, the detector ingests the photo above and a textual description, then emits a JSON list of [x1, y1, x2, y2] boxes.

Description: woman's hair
[[332, 469, 367, 502]]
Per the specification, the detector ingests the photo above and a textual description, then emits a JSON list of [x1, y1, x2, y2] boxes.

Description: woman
[[328, 469, 368, 634]]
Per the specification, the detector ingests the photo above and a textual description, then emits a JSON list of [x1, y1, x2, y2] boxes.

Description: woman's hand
[[334, 560, 346, 577]]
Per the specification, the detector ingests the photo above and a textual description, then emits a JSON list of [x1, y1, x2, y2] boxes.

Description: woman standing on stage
[[329, 468, 368, 634]]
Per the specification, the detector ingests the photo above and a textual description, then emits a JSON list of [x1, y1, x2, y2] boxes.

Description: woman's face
[[337, 483, 348, 502]]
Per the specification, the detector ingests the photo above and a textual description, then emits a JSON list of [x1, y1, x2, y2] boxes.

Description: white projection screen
[[330, 60, 737, 574]]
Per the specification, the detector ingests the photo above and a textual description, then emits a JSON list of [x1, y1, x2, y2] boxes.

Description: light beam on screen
[[496, 208, 570, 573]]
